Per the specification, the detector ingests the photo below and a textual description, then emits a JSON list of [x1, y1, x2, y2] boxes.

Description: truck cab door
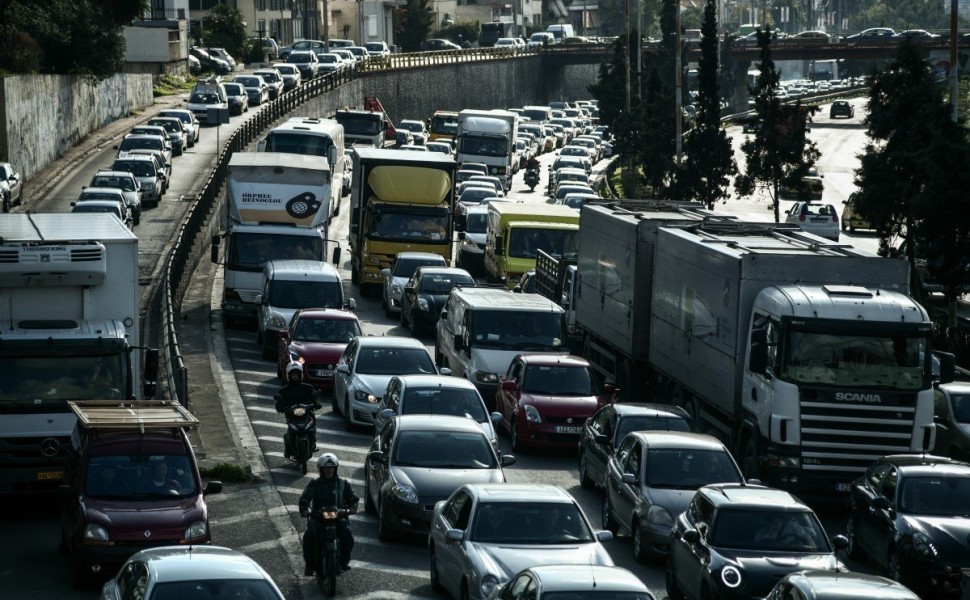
[[742, 314, 778, 441]]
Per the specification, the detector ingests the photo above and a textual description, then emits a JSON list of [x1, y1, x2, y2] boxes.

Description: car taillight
[[799, 215, 806, 221], [832, 215, 838, 223]]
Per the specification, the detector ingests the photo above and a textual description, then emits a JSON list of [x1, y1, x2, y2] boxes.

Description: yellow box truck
[[483, 203, 579, 287]]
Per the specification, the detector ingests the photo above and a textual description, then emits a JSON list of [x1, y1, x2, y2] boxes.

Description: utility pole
[[675, 1, 683, 162], [323, 0, 330, 46], [625, 0, 631, 112], [950, 0, 958, 123], [636, 0, 642, 99]]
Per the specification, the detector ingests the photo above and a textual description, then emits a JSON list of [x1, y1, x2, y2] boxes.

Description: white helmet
[[286, 361, 303, 377], [317, 453, 339, 475]]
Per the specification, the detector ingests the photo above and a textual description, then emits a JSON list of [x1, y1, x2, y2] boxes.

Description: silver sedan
[[380, 252, 447, 317]]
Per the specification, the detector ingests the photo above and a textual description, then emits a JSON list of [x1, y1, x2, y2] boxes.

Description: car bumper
[[386, 290, 404, 313], [384, 496, 441, 535], [349, 398, 379, 426], [223, 299, 258, 319], [518, 419, 584, 448]]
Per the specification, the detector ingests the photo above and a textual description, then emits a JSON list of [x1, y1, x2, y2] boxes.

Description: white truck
[[576, 203, 953, 500], [212, 152, 338, 325], [0, 213, 157, 493], [456, 109, 519, 190]]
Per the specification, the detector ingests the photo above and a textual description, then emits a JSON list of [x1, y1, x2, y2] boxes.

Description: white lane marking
[[268, 456, 365, 469], [211, 504, 290, 525], [236, 358, 274, 366]]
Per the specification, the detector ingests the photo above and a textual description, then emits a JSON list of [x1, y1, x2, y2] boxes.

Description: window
[[614, 435, 636, 465], [622, 443, 642, 478], [445, 491, 470, 528], [867, 462, 891, 489], [589, 407, 612, 435], [880, 467, 898, 503]]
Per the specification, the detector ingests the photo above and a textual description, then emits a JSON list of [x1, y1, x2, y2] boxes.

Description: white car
[[364, 41, 390, 57], [253, 67, 285, 99], [333, 336, 442, 428], [381, 252, 447, 316], [272, 63, 303, 90], [785, 201, 840, 241], [100, 546, 286, 600], [317, 52, 345, 74], [527, 32, 554, 47], [157, 109, 200, 147], [429, 483, 614, 600]]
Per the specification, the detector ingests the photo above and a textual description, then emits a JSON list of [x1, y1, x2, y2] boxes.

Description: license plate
[[810, 217, 828, 223], [835, 483, 853, 492], [37, 471, 63, 481], [311, 370, 334, 377], [555, 426, 582, 435]]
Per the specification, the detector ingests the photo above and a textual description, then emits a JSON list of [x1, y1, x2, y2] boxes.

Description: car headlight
[[184, 521, 208, 541], [720, 565, 742, 589], [355, 389, 378, 403], [289, 351, 304, 364], [417, 298, 430, 311], [83, 524, 109, 541], [646, 505, 673, 528], [391, 483, 419, 504], [523, 404, 542, 423], [391, 284, 402, 294], [764, 454, 801, 469], [913, 532, 937, 558], [270, 314, 287, 329], [474, 371, 498, 383], [480, 574, 499, 596]]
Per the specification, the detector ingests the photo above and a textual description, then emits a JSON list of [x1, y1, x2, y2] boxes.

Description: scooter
[[524, 168, 540, 191], [311, 507, 353, 595], [281, 400, 319, 473]]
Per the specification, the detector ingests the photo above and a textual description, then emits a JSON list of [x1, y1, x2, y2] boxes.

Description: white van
[[256, 259, 356, 358], [436, 286, 567, 409], [546, 24, 576, 43]]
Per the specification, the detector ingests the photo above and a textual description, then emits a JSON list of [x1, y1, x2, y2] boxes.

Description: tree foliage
[[395, 0, 435, 52], [735, 29, 820, 222], [194, 4, 249, 60], [855, 41, 970, 303], [0, 0, 146, 79], [675, 0, 736, 208], [588, 35, 629, 131]]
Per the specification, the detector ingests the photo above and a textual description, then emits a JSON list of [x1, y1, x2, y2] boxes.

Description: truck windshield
[[458, 135, 508, 157], [269, 280, 343, 309], [781, 331, 928, 390], [263, 131, 334, 157], [368, 206, 450, 243], [469, 311, 563, 351], [336, 113, 382, 136], [430, 115, 458, 136], [507, 228, 578, 259], [85, 454, 199, 500], [227, 232, 321, 271], [0, 354, 126, 408], [522, 109, 549, 122]]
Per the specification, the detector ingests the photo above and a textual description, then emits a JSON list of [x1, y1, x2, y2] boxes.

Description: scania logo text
[[835, 392, 882, 403]]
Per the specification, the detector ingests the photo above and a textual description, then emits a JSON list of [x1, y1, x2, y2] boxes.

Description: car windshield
[[275, 65, 298, 74], [148, 579, 280, 600], [430, 115, 459, 135], [563, 196, 590, 209], [355, 347, 435, 375], [393, 430, 495, 468], [73, 205, 121, 216], [257, 71, 280, 82], [85, 454, 199, 500], [401, 387, 487, 422], [781, 331, 929, 390], [544, 595, 652, 600], [292, 317, 360, 343], [91, 176, 136, 191], [319, 54, 339, 63], [235, 77, 260, 87], [419, 272, 473, 294], [507, 227, 578, 259], [459, 189, 494, 204], [336, 113, 383, 135], [189, 93, 222, 104], [80, 192, 122, 201], [472, 502, 593, 544], [120, 138, 162, 152], [113, 160, 156, 178], [268, 280, 342, 310], [148, 120, 179, 133], [899, 476, 970, 516], [469, 311, 563, 351], [365, 43, 385, 51], [465, 213, 487, 233], [393, 257, 443, 278], [711, 509, 829, 552], [644, 449, 742, 489], [289, 52, 313, 63], [160, 111, 191, 124], [522, 364, 599, 396], [616, 415, 692, 442]]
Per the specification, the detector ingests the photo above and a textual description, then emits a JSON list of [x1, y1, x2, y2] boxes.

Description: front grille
[[545, 415, 587, 425], [71, 248, 103, 262]]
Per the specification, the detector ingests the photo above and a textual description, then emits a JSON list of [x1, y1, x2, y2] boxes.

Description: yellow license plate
[[37, 471, 64, 481]]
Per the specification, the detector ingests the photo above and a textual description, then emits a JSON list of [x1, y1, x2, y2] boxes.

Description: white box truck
[[0, 213, 157, 493], [213, 152, 337, 325], [456, 109, 519, 190]]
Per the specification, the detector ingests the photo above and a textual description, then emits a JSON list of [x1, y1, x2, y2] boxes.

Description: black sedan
[[222, 82, 249, 116], [578, 403, 693, 490], [400, 267, 473, 336], [829, 101, 854, 119], [844, 454, 970, 597], [666, 483, 847, 600], [363, 415, 513, 540]]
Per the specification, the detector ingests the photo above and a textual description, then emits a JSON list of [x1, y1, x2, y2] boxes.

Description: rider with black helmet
[[299, 453, 359, 576], [276, 361, 320, 459]]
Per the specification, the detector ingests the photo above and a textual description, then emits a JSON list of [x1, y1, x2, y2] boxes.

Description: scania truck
[[575, 202, 952, 498], [212, 152, 336, 325], [349, 148, 457, 297], [0, 214, 157, 493], [456, 109, 518, 190]]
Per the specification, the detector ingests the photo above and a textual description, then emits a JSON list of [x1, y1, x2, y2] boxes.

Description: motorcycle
[[524, 168, 540, 191], [310, 507, 353, 595], [277, 398, 319, 473]]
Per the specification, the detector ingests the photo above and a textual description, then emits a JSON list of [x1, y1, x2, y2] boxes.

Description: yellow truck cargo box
[[367, 165, 451, 205]]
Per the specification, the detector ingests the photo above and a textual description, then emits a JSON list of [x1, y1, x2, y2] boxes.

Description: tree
[[854, 41, 970, 307], [395, 0, 434, 52], [735, 29, 820, 222], [674, 0, 736, 208], [588, 35, 629, 130], [195, 4, 249, 60], [637, 62, 676, 195]]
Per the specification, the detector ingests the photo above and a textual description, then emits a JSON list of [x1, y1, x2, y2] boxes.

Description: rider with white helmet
[[276, 361, 319, 459], [299, 452, 359, 576]]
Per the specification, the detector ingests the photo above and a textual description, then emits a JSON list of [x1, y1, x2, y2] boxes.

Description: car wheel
[[578, 455, 595, 490], [430, 548, 445, 593], [844, 510, 866, 560], [601, 495, 619, 535], [364, 470, 376, 513], [400, 305, 408, 327], [460, 580, 470, 600], [434, 342, 444, 368], [377, 500, 395, 541], [383, 293, 392, 318], [665, 554, 685, 600], [510, 420, 524, 453], [632, 519, 650, 563]]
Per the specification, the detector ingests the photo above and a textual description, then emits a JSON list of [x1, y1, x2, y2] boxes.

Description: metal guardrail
[[357, 45, 537, 71]]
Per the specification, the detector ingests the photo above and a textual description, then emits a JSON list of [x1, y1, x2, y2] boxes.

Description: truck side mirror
[[143, 348, 159, 399], [345, 298, 357, 310], [210, 235, 220, 264], [457, 231, 465, 240], [440, 310, 448, 321], [749, 329, 768, 375], [934, 351, 956, 384], [332, 246, 342, 265]]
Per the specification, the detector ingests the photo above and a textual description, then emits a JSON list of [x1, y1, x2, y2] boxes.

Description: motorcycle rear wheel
[[319, 550, 338, 596]]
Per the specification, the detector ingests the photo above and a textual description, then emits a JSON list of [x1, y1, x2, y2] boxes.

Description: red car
[[495, 354, 615, 451], [277, 308, 362, 394]]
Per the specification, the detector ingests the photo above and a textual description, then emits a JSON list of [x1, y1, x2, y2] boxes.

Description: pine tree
[[395, 0, 434, 52]]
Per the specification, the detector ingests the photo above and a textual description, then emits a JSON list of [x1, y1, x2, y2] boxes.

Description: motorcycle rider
[[299, 453, 359, 576], [276, 362, 320, 459], [524, 156, 540, 174]]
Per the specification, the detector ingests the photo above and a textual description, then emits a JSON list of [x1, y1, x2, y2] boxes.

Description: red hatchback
[[277, 308, 362, 394], [496, 354, 615, 451]]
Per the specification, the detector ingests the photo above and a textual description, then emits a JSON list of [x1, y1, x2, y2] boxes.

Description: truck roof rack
[[68, 401, 199, 433]]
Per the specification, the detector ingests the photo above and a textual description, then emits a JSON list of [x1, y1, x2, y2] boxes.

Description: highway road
[[0, 92, 893, 600]]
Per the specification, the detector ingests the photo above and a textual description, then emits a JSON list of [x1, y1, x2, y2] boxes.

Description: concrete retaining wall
[[0, 73, 154, 179]]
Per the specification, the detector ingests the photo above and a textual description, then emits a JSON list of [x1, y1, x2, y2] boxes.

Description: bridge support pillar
[[733, 59, 752, 113]]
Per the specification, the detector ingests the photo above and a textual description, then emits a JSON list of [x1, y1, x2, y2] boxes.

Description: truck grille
[[800, 393, 916, 475]]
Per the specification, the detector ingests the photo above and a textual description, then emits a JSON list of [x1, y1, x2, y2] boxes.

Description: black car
[[421, 38, 462, 51], [666, 483, 847, 600], [578, 403, 693, 490], [400, 267, 474, 336], [829, 101, 854, 119], [844, 454, 970, 597], [766, 570, 920, 600]]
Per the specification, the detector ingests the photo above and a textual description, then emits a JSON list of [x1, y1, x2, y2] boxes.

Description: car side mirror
[[439, 367, 452, 376], [381, 268, 391, 278], [603, 383, 617, 396], [345, 298, 357, 310], [368, 450, 385, 464], [831, 534, 849, 550], [595, 530, 614, 542], [621, 473, 637, 485], [683, 528, 701, 544], [501, 380, 517, 392], [873, 496, 891, 510], [593, 433, 609, 445], [380, 408, 394, 421], [500, 454, 516, 467], [457, 231, 466, 240], [336, 364, 350, 374], [490, 412, 503, 425], [204, 481, 223, 495], [445, 528, 464, 543], [440, 310, 448, 321]]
